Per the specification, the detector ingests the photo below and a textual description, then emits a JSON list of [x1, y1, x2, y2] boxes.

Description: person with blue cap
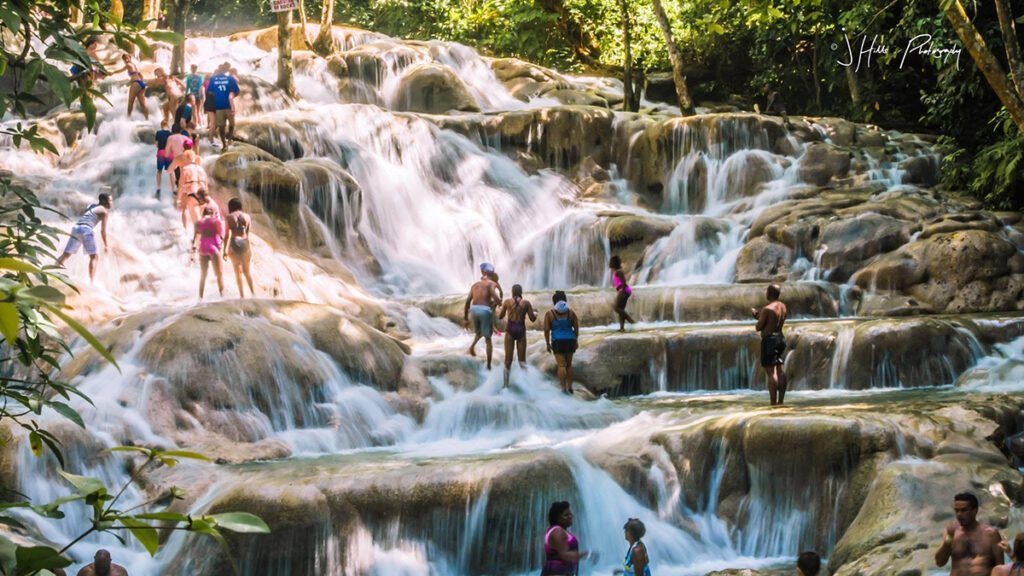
[[464, 263, 502, 370]]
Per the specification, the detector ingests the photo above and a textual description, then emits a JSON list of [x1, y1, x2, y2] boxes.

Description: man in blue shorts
[[56, 194, 113, 283], [463, 263, 502, 370], [155, 120, 172, 199]]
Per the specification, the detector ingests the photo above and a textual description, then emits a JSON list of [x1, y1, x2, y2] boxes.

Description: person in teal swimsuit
[[622, 518, 651, 576]]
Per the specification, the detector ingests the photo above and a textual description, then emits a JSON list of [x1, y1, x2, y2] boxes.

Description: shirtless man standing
[[464, 263, 501, 370], [76, 549, 128, 576], [497, 284, 538, 388], [936, 492, 1004, 575], [752, 283, 788, 405]]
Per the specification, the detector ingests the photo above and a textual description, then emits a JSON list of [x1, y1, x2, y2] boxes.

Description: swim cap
[[183, 139, 193, 150], [480, 262, 495, 274]]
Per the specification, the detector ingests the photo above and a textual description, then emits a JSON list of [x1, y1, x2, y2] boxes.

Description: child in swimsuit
[[610, 255, 636, 332]]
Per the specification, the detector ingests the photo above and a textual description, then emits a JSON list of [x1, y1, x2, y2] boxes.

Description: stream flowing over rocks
[[1, 23, 1022, 576]]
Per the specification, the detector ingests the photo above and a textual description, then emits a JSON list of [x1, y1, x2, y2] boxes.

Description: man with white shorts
[[56, 194, 112, 282]]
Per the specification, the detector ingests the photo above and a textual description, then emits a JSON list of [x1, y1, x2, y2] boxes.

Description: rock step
[[414, 281, 844, 329]]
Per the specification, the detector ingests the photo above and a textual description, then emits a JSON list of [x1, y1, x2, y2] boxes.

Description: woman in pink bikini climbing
[[609, 255, 636, 332]]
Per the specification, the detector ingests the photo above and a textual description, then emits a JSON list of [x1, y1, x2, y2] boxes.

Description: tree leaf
[[23, 284, 64, 303], [155, 450, 211, 462], [40, 302, 118, 368], [57, 470, 105, 496], [27, 431, 42, 457], [22, 59, 43, 92], [206, 512, 271, 534], [144, 30, 184, 44], [14, 546, 71, 573], [0, 302, 18, 345], [0, 257, 41, 273], [120, 517, 159, 556], [134, 511, 189, 522], [41, 64, 72, 106], [48, 401, 84, 428]]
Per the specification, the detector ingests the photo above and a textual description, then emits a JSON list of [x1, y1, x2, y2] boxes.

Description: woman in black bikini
[[120, 54, 149, 120], [497, 284, 537, 388], [994, 533, 1024, 576], [222, 197, 255, 298]]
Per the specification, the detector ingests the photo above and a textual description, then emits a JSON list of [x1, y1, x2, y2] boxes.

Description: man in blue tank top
[[206, 63, 240, 148]]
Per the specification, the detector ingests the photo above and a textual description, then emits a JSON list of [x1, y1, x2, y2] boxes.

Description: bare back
[[77, 563, 129, 576], [500, 298, 536, 323], [756, 300, 787, 338], [468, 279, 499, 307], [949, 523, 1002, 576]]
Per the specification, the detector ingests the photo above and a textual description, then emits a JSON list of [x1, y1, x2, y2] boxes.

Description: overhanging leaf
[[14, 546, 71, 573], [0, 302, 18, 345], [206, 512, 271, 534], [48, 401, 84, 428], [57, 470, 105, 496], [0, 257, 41, 273], [120, 517, 158, 556], [24, 284, 65, 304], [40, 302, 118, 368]]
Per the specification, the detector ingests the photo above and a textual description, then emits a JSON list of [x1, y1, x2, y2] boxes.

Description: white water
[[0, 27, 1012, 576]]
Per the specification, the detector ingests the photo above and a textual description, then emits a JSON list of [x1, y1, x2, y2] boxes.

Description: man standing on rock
[[752, 283, 787, 405], [464, 263, 501, 370], [936, 492, 1004, 576], [76, 549, 128, 576], [55, 194, 112, 283], [206, 63, 240, 148]]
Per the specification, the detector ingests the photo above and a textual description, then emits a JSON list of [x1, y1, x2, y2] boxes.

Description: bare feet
[[467, 346, 476, 357]]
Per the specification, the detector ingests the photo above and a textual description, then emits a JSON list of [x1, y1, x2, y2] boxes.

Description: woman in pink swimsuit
[[610, 255, 636, 332], [192, 205, 225, 299], [542, 501, 591, 575]]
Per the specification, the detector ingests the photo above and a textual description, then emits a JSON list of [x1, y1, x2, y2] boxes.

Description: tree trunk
[[277, 9, 295, 98], [620, 0, 638, 112], [650, 0, 694, 115], [942, 0, 1024, 133], [71, 0, 84, 26], [296, 0, 313, 50], [313, 0, 335, 55], [845, 64, 861, 115], [994, 0, 1024, 97], [170, 0, 189, 75], [536, 0, 603, 68], [111, 0, 124, 21]]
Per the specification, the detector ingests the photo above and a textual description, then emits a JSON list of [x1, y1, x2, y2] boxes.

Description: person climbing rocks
[[936, 492, 1005, 576], [185, 64, 204, 127], [496, 283, 537, 388], [164, 129, 191, 191], [76, 548, 128, 575], [192, 204, 225, 300], [764, 83, 792, 129], [484, 266, 504, 336], [796, 551, 820, 576], [118, 53, 148, 120], [622, 518, 651, 576], [152, 67, 185, 126], [544, 290, 579, 395], [167, 139, 208, 228], [463, 263, 501, 370], [752, 283, 788, 406], [155, 119, 172, 199], [609, 255, 635, 332], [223, 197, 255, 298], [542, 502, 592, 576], [173, 94, 195, 134], [992, 533, 1024, 576], [206, 63, 240, 148], [55, 194, 112, 283]]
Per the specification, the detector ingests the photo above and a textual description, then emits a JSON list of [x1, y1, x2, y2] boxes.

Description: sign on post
[[270, 0, 297, 12]]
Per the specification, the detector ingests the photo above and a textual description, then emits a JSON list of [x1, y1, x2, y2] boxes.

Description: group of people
[[463, 259, 791, 404], [464, 259, 622, 394]]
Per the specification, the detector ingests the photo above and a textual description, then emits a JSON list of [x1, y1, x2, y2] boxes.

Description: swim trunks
[[470, 305, 493, 338], [63, 224, 98, 255], [760, 333, 786, 367]]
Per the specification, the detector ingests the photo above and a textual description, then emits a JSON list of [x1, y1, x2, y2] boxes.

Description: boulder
[[735, 236, 794, 283], [898, 154, 939, 186], [797, 142, 852, 186], [818, 214, 914, 281], [392, 63, 479, 114], [602, 213, 677, 268], [814, 117, 857, 146], [542, 89, 608, 108]]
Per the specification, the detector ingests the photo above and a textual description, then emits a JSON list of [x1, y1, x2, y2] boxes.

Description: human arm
[[497, 300, 507, 320], [464, 292, 472, 327], [99, 212, 108, 253], [633, 542, 648, 574], [223, 221, 233, 260], [935, 522, 955, 567], [755, 307, 771, 333], [490, 284, 501, 308], [571, 311, 579, 339], [543, 311, 551, 352], [990, 528, 1005, 567], [527, 302, 538, 323]]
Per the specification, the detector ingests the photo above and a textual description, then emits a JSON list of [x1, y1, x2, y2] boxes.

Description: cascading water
[[4, 24, 1022, 576]]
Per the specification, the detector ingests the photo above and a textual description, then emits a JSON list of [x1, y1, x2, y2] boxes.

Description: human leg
[[212, 255, 224, 296], [516, 336, 527, 369], [503, 333, 514, 387], [198, 255, 210, 299]]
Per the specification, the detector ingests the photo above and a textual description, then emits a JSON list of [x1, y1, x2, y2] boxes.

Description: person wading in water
[[609, 255, 636, 332], [752, 283, 788, 405], [544, 291, 579, 395], [464, 263, 501, 370], [496, 284, 537, 388]]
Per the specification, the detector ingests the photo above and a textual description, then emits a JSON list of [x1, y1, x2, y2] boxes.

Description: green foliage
[[943, 110, 1024, 210]]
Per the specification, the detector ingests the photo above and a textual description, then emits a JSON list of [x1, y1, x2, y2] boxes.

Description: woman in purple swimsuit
[[542, 501, 590, 575], [610, 255, 636, 332]]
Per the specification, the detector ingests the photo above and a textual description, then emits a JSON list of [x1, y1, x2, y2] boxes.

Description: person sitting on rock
[[497, 283, 537, 388], [463, 263, 501, 370], [752, 283, 788, 406], [797, 550, 820, 576], [993, 533, 1024, 576], [764, 83, 792, 129], [936, 492, 1004, 576], [76, 549, 128, 576]]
